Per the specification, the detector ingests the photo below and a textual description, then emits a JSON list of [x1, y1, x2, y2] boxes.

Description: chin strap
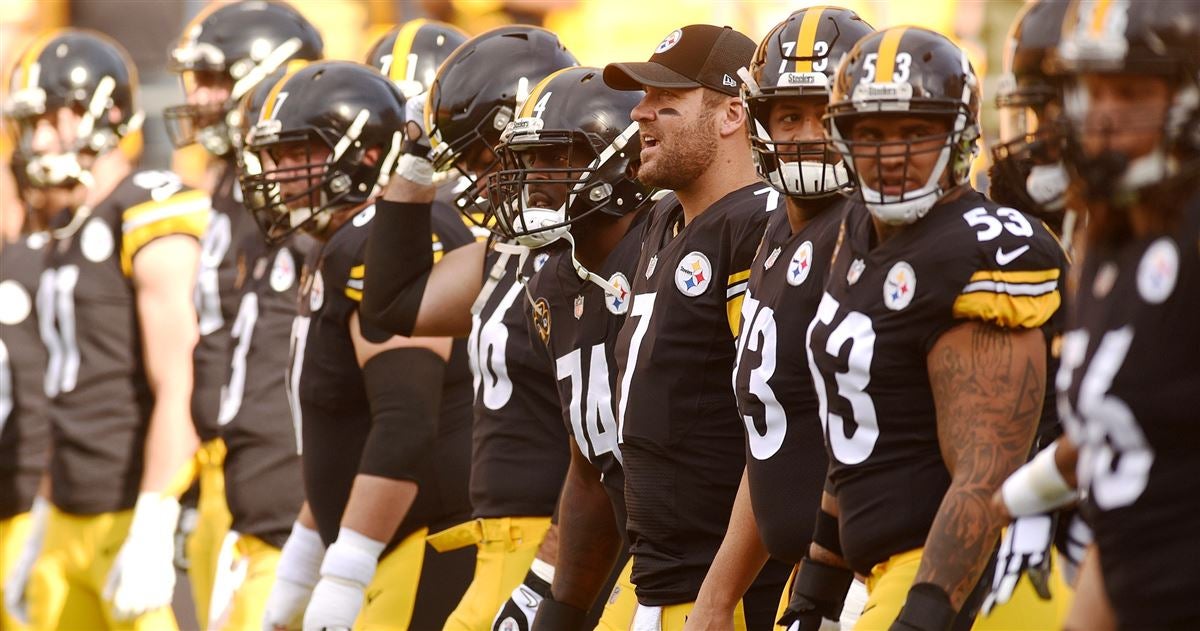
[[473, 241, 529, 316], [560, 231, 622, 298]]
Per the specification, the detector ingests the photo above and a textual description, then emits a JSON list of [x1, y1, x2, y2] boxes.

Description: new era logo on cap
[[603, 24, 756, 97]]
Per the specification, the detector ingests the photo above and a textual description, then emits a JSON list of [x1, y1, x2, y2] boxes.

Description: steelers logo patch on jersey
[[352, 204, 376, 227], [0, 280, 32, 325], [81, 217, 115, 263], [607, 272, 631, 315], [1136, 237, 1179, 304], [271, 248, 297, 292], [675, 251, 713, 297], [534, 251, 550, 272], [310, 269, 325, 312], [883, 261, 916, 310], [532, 297, 552, 343], [787, 241, 815, 287]]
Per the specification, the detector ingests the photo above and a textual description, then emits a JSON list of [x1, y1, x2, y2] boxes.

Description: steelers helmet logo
[[787, 241, 815, 287], [81, 217, 114, 263], [607, 272, 631, 315], [1137, 237, 1178, 305], [883, 261, 916, 310], [675, 251, 712, 297], [656, 29, 682, 54]]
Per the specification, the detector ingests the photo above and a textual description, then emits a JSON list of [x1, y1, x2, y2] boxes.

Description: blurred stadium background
[[1, 0, 1026, 191]]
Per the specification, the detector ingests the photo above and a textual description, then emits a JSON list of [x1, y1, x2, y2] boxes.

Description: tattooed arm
[[915, 322, 1045, 609]]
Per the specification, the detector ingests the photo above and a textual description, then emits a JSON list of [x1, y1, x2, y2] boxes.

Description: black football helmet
[[6, 29, 142, 188], [365, 19, 468, 98], [826, 26, 982, 225], [238, 61, 404, 244], [165, 0, 323, 157], [425, 25, 577, 219], [989, 0, 1071, 219], [1053, 0, 1200, 202], [743, 6, 874, 199], [487, 66, 650, 248]]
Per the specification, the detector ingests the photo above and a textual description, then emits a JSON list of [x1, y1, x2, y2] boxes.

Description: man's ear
[[719, 95, 748, 139]]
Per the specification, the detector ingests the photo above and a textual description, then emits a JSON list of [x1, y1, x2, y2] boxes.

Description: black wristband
[[890, 582, 956, 631], [812, 509, 841, 557], [522, 569, 552, 598], [359, 347, 445, 481], [362, 199, 433, 337], [786, 557, 854, 622], [531, 595, 587, 631]]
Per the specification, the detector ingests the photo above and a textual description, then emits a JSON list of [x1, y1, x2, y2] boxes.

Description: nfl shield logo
[[574, 294, 585, 319]]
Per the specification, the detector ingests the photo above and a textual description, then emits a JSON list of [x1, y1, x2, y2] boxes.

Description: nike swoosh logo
[[996, 245, 1030, 265]]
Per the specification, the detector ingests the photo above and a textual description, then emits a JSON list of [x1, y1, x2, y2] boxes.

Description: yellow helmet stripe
[[1089, 0, 1114, 36], [517, 67, 575, 119], [259, 65, 305, 123], [17, 30, 65, 90], [388, 19, 428, 83], [793, 7, 827, 73], [874, 26, 908, 84]]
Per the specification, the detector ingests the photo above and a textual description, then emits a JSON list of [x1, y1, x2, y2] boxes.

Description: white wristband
[[320, 528, 386, 587], [530, 557, 555, 584], [1001, 443, 1076, 517], [396, 154, 434, 187], [277, 521, 326, 586]]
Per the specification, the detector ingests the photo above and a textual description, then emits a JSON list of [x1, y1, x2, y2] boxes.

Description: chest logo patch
[[271, 248, 297, 292], [533, 252, 550, 272], [763, 246, 782, 270], [0, 280, 32, 325], [675, 251, 713, 297], [787, 241, 814, 286], [607, 272, 631, 315], [574, 294, 585, 319], [883, 261, 916, 311], [309, 269, 325, 312], [532, 297, 552, 343], [81, 218, 114, 263], [1137, 237, 1178, 304], [847, 258, 866, 285], [645, 255, 658, 279]]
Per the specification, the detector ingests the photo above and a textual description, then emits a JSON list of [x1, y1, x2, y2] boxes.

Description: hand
[[387, 92, 437, 195], [777, 559, 853, 631], [981, 514, 1055, 616], [3, 497, 50, 625], [301, 528, 384, 631], [103, 493, 182, 621], [263, 521, 326, 631], [492, 570, 551, 631], [402, 93, 432, 159]]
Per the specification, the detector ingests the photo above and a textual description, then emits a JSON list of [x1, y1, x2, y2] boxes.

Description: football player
[[165, 3, 323, 626], [796, 26, 1067, 630], [242, 61, 475, 630], [0, 151, 51, 631], [686, 8, 874, 631], [1041, 0, 1200, 628], [357, 25, 578, 631], [600, 23, 791, 630], [484, 67, 653, 630], [4, 30, 210, 629]]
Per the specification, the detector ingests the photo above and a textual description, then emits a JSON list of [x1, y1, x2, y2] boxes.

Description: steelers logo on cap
[[656, 29, 682, 54]]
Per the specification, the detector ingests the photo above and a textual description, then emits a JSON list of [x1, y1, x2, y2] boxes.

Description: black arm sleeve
[[361, 200, 435, 337], [359, 346, 446, 482]]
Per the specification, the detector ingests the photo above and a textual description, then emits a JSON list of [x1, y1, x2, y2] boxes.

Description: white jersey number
[[734, 292, 787, 460], [557, 345, 621, 464], [38, 266, 81, 397], [806, 292, 880, 465], [469, 281, 521, 411], [218, 292, 259, 426]]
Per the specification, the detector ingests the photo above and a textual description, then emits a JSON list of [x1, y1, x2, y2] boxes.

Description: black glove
[[890, 583, 956, 631], [491, 570, 551, 631], [777, 559, 854, 630], [531, 595, 588, 631]]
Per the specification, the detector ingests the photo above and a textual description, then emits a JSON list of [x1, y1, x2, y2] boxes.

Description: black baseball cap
[[604, 24, 756, 97]]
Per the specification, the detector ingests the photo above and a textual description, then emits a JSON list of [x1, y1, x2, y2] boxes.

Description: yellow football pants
[[1, 511, 35, 631], [355, 526, 429, 630], [434, 516, 552, 631], [208, 534, 280, 631], [187, 438, 233, 630], [26, 506, 179, 630], [596, 558, 746, 631], [854, 547, 1070, 630]]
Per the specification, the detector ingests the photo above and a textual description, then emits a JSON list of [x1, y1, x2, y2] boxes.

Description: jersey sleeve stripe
[[345, 286, 363, 302], [120, 195, 211, 276], [349, 264, 365, 280], [728, 269, 752, 285], [961, 278, 1058, 296], [965, 268, 1060, 285], [951, 291, 1060, 329], [726, 280, 749, 299], [727, 294, 745, 338]]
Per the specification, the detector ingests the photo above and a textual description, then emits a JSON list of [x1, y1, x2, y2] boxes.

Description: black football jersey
[[733, 199, 845, 565], [1059, 193, 1200, 628], [219, 233, 313, 548], [41, 171, 210, 514], [0, 232, 51, 518], [807, 191, 1067, 575], [191, 163, 253, 442], [467, 242, 569, 518], [613, 183, 785, 605], [292, 202, 475, 547], [523, 212, 648, 542]]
